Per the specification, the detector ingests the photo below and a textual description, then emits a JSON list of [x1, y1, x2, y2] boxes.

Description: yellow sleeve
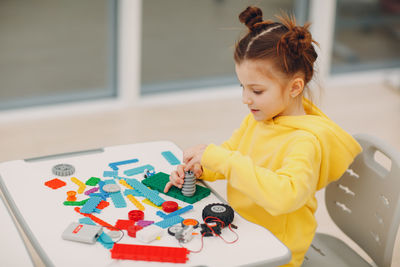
[[201, 136, 322, 216], [200, 114, 251, 181]]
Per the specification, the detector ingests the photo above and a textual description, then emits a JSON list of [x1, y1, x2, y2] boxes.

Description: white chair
[[303, 134, 400, 267]]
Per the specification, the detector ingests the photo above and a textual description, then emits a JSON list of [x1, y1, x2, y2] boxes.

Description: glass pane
[[0, 0, 117, 110], [331, 0, 400, 73], [141, 0, 300, 95]]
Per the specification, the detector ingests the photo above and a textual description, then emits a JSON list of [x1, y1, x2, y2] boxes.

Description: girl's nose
[[242, 91, 253, 105]]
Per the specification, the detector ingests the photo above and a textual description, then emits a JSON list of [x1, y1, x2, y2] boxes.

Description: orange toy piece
[[66, 191, 77, 201], [97, 200, 110, 210], [74, 207, 115, 230], [44, 178, 66, 190]]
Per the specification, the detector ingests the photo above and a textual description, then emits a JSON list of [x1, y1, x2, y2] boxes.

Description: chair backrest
[[325, 134, 400, 267]]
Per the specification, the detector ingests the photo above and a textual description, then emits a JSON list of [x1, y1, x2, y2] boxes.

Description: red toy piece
[[128, 210, 144, 222], [162, 201, 178, 213], [74, 207, 115, 230], [110, 243, 189, 263], [44, 178, 66, 189], [97, 200, 110, 210], [127, 224, 143, 237], [115, 219, 135, 230]]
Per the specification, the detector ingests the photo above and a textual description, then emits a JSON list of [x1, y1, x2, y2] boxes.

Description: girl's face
[[235, 60, 294, 122]]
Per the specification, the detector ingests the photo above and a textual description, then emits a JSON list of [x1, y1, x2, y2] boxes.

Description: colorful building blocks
[[71, 177, 86, 194], [126, 195, 145, 211], [128, 210, 144, 222], [161, 151, 181, 166], [124, 178, 165, 206], [74, 207, 115, 230], [124, 164, 154, 176], [85, 177, 101, 186], [154, 215, 184, 229], [84, 187, 99, 196], [110, 243, 189, 263], [142, 172, 211, 204], [162, 201, 178, 213], [63, 199, 89, 206], [115, 219, 135, 230], [127, 224, 143, 238], [66, 191, 77, 201], [103, 170, 118, 177], [52, 163, 75, 176], [80, 196, 103, 214], [44, 178, 66, 189]]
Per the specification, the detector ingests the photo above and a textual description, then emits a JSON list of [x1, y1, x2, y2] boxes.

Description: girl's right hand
[[164, 164, 185, 193], [163, 163, 203, 193]]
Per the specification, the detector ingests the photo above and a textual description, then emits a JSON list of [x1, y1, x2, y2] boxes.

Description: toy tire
[[202, 203, 234, 227]]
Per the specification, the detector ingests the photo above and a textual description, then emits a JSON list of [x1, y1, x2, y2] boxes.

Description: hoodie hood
[[274, 98, 362, 190]]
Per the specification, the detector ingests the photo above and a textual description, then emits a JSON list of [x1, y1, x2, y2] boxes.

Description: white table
[[0, 141, 291, 267], [0, 193, 33, 266]]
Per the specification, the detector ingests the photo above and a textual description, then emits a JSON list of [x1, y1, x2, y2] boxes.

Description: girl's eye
[[253, 90, 263, 95]]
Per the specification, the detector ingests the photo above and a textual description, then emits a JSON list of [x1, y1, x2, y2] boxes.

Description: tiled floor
[[0, 82, 399, 266]]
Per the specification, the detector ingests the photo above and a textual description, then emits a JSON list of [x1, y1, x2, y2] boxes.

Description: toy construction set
[[45, 150, 239, 264]]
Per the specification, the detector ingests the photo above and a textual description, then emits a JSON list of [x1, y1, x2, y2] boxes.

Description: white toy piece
[[136, 224, 163, 243]]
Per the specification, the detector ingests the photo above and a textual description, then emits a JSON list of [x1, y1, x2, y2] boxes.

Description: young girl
[[164, 6, 362, 267]]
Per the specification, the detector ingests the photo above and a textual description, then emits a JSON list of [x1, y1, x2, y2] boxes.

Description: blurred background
[[0, 0, 399, 266]]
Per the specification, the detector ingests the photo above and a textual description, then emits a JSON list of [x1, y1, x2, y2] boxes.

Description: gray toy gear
[[52, 163, 75, 176], [182, 171, 196, 197]]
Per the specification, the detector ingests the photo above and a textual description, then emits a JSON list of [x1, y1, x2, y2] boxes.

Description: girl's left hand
[[183, 144, 207, 172]]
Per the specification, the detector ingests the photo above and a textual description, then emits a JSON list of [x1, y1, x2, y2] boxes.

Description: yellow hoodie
[[200, 99, 362, 267]]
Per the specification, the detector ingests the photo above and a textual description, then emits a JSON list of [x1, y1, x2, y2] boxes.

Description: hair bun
[[279, 23, 313, 59], [239, 6, 263, 31]]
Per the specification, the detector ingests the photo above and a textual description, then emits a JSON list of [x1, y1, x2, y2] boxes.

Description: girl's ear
[[289, 77, 305, 98]]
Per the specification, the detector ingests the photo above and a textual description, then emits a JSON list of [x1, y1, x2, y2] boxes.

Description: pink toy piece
[[84, 187, 99, 195]]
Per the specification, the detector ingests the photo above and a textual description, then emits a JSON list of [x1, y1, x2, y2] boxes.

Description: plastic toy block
[[162, 201, 178, 213], [119, 179, 133, 189], [111, 243, 189, 263], [128, 210, 144, 221], [74, 207, 115, 230], [80, 196, 103, 214], [142, 199, 162, 209], [66, 191, 77, 201], [156, 210, 168, 219], [98, 232, 114, 249], [71, 177, 86, 194], [63, 199, 89, 206], [79, 217, 96, 226], [161, 151, 181, 165], [142, 172, 211, 204], [84, 187, 99, 195], [97, 200, 110, 210], [124, 164, 154, 176], [109, 158, 139, 171], [103, 179, 116, 185], [115, 219, 135, 230], [85, 177, 101, 186], [124, 178, 165, 206], [123, 189, 142, 197], [44, 178, 66, 189], [89, 192, 108, 201], [127, 224, 143, 238], [97, 181, 110, 198], [163, 205, 193, 219], [103, 170, 118, 177], [137, 220, 154, 227], [154, 215, 184, 229], [126, 194, 145, 211], [109, 191, 127, 208]]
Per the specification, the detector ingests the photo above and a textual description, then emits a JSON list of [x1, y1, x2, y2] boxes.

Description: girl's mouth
[[250, 109, 259, 114]]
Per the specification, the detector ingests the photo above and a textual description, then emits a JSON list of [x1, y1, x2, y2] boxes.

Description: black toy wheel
[[202, 203, 234, 227]]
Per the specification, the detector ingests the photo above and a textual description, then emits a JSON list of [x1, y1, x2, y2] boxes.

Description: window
[[0, 0, 118, 110], [331, 0, 400, 73], [141, 0, 303, 95]]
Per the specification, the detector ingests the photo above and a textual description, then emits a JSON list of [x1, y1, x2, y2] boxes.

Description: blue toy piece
[[163, 205, 193, 219], [161, 151, 181, 165], [103, 170, 118, 177], [124, 178, 165, 206], [109, 158, 139, 171], [98, 232, 114, 249], [156, 210, 168, 219], [102, 180, 126, 208], [80, 196, 103, 214], [123, 189, 143, 197], [124, 164, 154, 176], [155, 215, 184, 229], [79, 217, 96, 226]]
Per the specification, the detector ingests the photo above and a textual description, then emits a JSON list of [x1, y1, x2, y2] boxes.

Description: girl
[[164, 6, 362, 267]]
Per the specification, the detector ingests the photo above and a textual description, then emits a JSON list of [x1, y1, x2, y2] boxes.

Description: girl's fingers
[[177, 165, 185, 178], [164, 181, 173, 193], [193, 163, 203, 178]]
